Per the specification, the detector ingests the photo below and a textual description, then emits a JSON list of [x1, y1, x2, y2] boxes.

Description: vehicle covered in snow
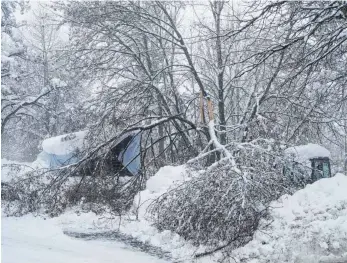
[[34, 130, 141, 176], [284, 143, 331, 184]]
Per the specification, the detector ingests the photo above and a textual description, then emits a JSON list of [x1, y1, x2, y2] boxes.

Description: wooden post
[[200, 91, 206, 124], [207, 98, 214, 121]]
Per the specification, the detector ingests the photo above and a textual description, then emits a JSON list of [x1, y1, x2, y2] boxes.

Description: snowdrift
[[118, 165, 205, 260], [52, 166, 347, 262], [231, 173, 347, 263], [134, 165, 187, 217]]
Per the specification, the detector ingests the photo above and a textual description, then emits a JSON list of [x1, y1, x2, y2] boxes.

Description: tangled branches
[[149, 138, 292, 256], [2, 115, 200, 217], [2, 165, 147, 217]]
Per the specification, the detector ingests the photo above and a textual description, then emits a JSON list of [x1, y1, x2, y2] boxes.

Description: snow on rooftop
[[42, 130, 87, 155], [284, 143, 331, 162]]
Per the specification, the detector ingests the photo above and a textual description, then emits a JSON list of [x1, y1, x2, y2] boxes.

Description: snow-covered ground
[[1, 159, 171, 263], [2, 160, 347, 263], [1, 213, 168, 263]]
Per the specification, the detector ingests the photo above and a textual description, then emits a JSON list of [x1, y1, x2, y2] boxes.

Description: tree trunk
[[214, 1, 227, 145]]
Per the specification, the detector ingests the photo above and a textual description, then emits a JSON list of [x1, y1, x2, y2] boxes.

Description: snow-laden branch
[[1, 89, 52, 134]]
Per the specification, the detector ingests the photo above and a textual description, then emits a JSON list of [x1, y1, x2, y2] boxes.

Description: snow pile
[[231, 173, 347, 263], [59, 167, 347, 262], [136, 165, 187, 217], [42, 130, 87, 155], [146, 166, 186, 192], [5, 160, 346, 263], [285, 143, 331, 164]]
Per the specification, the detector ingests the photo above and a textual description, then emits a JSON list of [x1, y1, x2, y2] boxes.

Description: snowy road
[[1, 215, 169, 263]]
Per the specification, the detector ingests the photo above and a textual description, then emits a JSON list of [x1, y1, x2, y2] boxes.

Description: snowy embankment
[[118, 166, 208, 260], [231, 173, 347, 263], [113, 167, 347, 263]]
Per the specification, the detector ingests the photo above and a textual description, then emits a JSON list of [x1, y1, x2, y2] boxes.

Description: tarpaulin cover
[[36, 151, 79, 169], [117, 133, 141, 176]]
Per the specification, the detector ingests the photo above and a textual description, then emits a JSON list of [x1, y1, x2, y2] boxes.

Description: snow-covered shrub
[[149, 141, 292, 256]]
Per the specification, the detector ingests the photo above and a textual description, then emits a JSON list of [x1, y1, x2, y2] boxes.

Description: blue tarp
[[36, 151, 79, 169], [117, 133, 141, 176]]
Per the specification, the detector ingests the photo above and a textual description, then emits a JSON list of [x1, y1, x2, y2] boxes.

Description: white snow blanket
[[136, 165, 187, 217], [285, 143, 331, 163], [117, 165, 205, 260], [42, 130, 87, 155], [121, 167, 347, 263], [57, 165, 206, 261], [231, 173, 347, 263]]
